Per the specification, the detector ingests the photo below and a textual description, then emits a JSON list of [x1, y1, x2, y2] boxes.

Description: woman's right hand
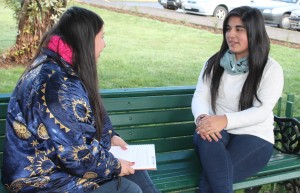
[[196, 114, 225, 142], [118, 159, 135, 176]]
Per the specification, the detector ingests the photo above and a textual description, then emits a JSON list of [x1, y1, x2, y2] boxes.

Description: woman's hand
[[119, 159, 135, 176], [196, 115, 227, 142], [111, 135, 128, 150]]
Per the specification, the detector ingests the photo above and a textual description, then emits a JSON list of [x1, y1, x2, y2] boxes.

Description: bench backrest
[[0, 94, 10, 168], [0, 87, 296, 169], [101, 86, 197, 166]]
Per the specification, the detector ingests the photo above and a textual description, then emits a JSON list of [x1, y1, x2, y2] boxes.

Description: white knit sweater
[[192, 57, 284, 144]]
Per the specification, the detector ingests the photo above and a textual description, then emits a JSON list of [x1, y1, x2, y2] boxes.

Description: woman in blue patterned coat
[[2, 6, 159, 193]]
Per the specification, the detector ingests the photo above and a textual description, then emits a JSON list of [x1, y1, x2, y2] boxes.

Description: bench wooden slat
[[0, 153, 3, 169], [130, 136, 194, 153], [154, 160, 200, 174], [103, 94, 192, 112], [115, 123, 195, 141], [0, 120, 5, 135], [0, 94, 10, 103], [258, 159, 300, 176], [234, 168, 300, 190], [110, 109, 193, 127], [101, 86, 195, 98], [0, 104, 8, 119], [156, 150, 197, 164], [153, 172, 199, 192], [0, 136, 4, 153]]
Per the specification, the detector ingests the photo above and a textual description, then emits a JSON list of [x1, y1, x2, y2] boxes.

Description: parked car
[[289, 9, 300, 30], [181, 0, 253, 19], [248, 0, 300, 29], [158, 0, 181, 10]]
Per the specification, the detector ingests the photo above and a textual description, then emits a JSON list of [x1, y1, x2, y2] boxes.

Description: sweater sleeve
[[225, 59, 284, 130], [37, 70, 121, 181], [191, 64, 211, 123]]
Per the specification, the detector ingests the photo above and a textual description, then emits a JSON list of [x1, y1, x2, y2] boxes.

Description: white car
[[248, 0, 300, 29], [181, 0, 254, 19], [289, 9, 300, 30]]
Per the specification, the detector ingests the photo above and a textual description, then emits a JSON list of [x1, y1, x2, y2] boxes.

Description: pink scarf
[[47, 35, 73, 65]]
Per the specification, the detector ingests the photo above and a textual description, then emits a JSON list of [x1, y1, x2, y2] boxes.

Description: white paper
[[110, 144, 157, 170]]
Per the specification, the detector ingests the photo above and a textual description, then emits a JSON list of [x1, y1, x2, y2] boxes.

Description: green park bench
[[0, 86, 300, 192]]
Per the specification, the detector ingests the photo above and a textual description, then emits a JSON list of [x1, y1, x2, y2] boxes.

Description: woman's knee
[[129, 181, 143, 193], [94, 177, 143, 193], [123, 178, 143, 193], [125, 171, 159, 193]]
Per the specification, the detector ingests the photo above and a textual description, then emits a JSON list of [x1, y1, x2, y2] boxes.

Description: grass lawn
[[0, 0, 299, 118]]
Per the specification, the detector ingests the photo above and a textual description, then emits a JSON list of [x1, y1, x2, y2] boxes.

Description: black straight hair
[[25, 6, 105, 140], [203, 6, 270, 112]]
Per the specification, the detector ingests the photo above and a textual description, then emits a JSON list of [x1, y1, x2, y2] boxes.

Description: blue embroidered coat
[[2, 48, 121, 193]]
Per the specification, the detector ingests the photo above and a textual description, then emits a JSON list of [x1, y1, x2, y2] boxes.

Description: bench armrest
[[274, 115, 300, 155]]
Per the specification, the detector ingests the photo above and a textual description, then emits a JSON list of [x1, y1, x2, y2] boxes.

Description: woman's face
[[225, 16, 248, 60], [95, 26, 106, 61]]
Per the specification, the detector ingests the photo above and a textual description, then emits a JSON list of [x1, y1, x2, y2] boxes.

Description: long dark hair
[[203, 6, 270, 112], [26, 6, 105, 140]]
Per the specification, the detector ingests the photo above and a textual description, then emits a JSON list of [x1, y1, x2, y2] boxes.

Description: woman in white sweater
[[191, 6, 284, 193]]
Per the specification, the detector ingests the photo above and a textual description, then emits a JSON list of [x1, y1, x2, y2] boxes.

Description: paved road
[[80, 0, 300, 45]]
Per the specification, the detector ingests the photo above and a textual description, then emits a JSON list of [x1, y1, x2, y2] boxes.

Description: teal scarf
[[220, 50, 248, 75]]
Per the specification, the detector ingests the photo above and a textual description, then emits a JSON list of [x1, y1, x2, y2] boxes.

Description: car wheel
[[213, 6, 228, 19], [279, 14, 291, 29], [163, 5, 167, 9]]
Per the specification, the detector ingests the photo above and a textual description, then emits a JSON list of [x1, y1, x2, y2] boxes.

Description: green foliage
[[4, 0, 66, 22], [26, 0, 66, 23], [2, 0, 67, 63]]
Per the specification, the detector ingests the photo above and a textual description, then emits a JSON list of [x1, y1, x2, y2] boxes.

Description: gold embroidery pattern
[[8, 176, 50, 193], [77, 178, 87, 185], [24, 149, 55, 177], [37, 123, 50, 139], [104, 169, 111, 176], [58, 145, 65, 152], [82, 182, 100, 189], [72, 145, 92, 161], [13, 121, 31, 139], [77, 179, 99, 190], [31, 140, 39, 147], [83, 172, 98, 179], [40, 77, 71, 133], [72, 98, 91, 122]]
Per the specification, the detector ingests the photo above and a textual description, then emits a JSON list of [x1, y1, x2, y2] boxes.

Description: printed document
[[110, 144, 157, 170]]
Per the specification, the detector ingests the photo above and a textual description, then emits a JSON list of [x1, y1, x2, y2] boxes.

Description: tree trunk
[[16, 0, 30, 45], [2, 0, 67, 65]]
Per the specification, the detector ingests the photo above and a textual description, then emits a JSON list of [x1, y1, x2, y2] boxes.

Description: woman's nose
[[228, 30, 237, 38]]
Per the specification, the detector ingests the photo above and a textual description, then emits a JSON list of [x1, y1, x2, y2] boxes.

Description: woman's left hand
[[111, 135, 128, 150], [196, 115, 227, 142]]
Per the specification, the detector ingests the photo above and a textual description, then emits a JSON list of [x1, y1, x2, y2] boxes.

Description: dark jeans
[[193, 130, 273, 193], [91, 170, 160, 193]]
